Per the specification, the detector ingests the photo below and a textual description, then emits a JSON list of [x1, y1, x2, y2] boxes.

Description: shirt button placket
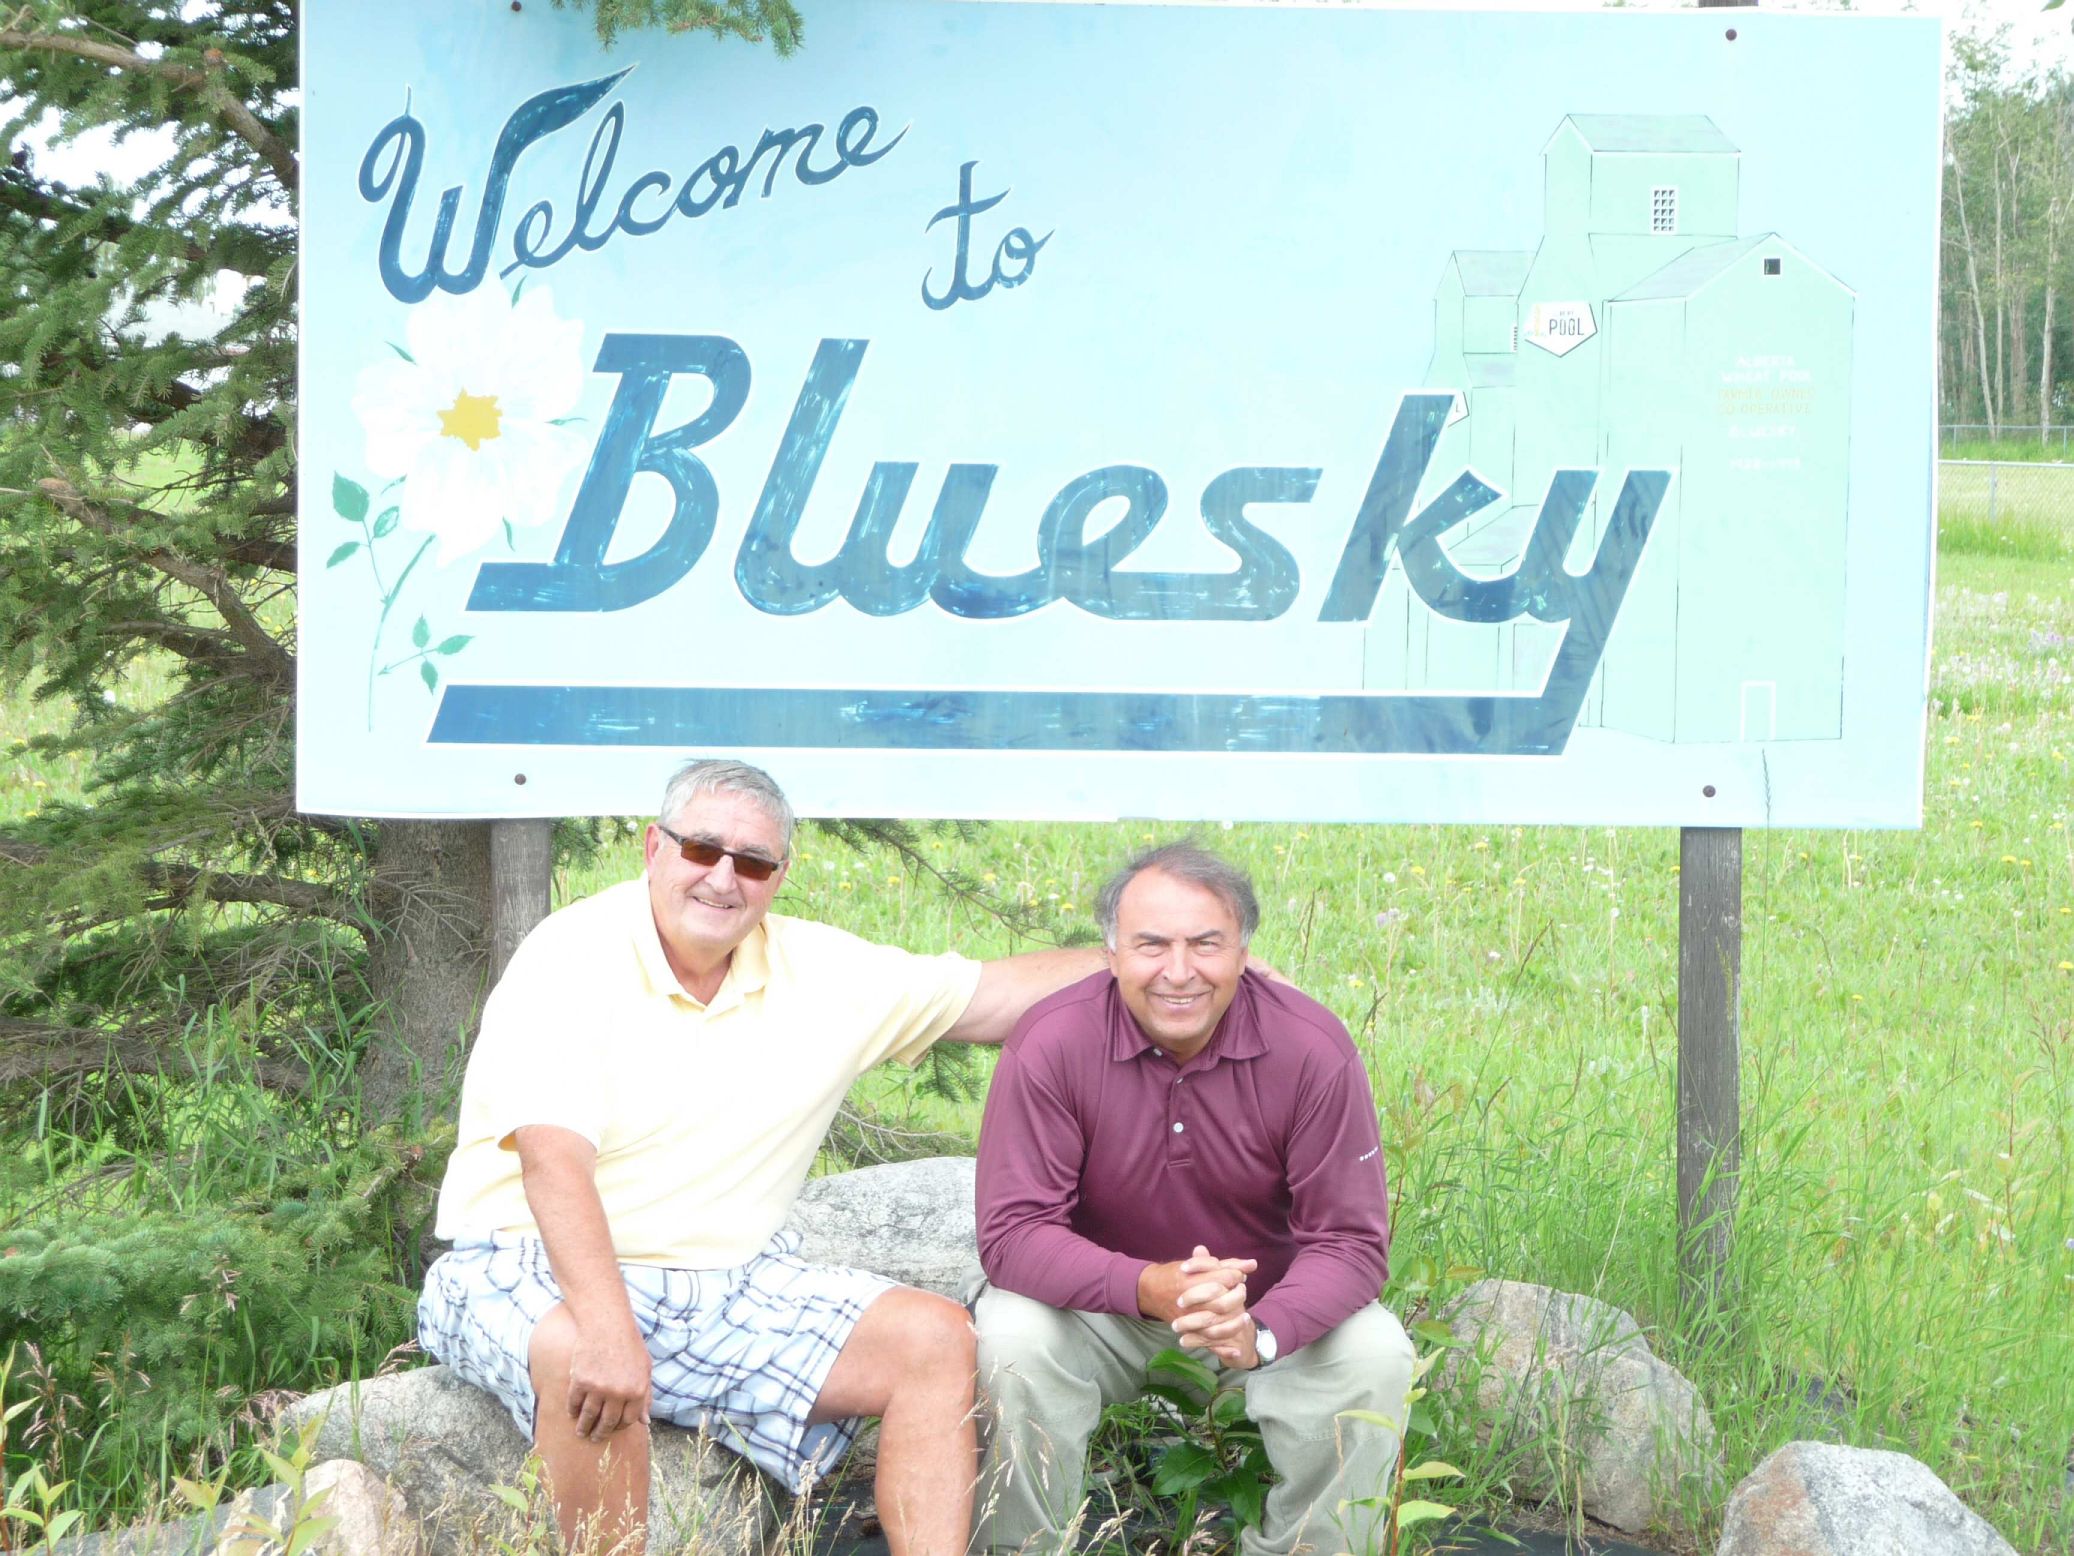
[[1167, 1070, 1191, 1163]]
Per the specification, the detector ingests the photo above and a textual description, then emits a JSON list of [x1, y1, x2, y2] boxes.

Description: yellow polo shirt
[[435, 879, 983, 1269]]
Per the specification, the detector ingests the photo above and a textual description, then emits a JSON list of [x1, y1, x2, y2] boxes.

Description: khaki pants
[[972, 1287, 1415, 1556]]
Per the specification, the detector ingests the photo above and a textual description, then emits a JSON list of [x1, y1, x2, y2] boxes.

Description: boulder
[[1437, 1279, 1720, 1534], [215, 1462, 415, 1556], [279, 1367, 772, 1556], [49, 1493, 289, 1556], [785, 1155, 980, 1298], [1717, 1440, 2018, 1556]]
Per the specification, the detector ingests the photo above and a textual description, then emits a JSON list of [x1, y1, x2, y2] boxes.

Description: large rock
[[785, 1155, 980, 1298], [1717, 1441, 2018, 1556], [49, 1493, 290, 1556], [215, 1462, 415, 1556], [280, 1367, 772, 1556], [1437, 1279, 1720, 1534]]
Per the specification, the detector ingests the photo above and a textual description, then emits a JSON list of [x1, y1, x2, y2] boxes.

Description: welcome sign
[[299, 0, 1941, 825]]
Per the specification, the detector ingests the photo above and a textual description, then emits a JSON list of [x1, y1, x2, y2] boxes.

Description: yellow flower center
[[438, 389, 503, 451]]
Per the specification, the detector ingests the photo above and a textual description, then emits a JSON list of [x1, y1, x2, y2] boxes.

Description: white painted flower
[[353, 285, 586, 564]]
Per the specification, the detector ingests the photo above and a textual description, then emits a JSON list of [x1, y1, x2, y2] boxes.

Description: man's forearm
[[1247, 1243, 1388, 1354], [979, 1217, 1147, 1316], [521, 1148, 640, 1329], [945, 948, 1107, 1044]]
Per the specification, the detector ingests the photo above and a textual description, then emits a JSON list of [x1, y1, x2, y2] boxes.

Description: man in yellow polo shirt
[[419, 758, 1102, 1556]]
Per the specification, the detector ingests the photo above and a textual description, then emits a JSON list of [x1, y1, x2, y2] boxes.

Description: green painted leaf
[[331, 473, 368, 523], [411, 615, 430, 649], [325, 541, 360, 568], [388, 341, 415, 362], [420, 660, 439, 692], [435, 635, 473, 655], [503, 517, 517, 550], [548, 415, 586, 426], [1394, 1499, 1456, 1528], [1400, 1460, 1466, 1481], [373, 506, 399, 538], [1152, 1442, 1219, 1495]]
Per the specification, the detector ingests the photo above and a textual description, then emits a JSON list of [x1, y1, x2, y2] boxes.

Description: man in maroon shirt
[[971, 842, 1415, 1556]]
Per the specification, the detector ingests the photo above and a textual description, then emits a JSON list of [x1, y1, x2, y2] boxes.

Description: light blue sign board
[[299, 0, 1940, 825]]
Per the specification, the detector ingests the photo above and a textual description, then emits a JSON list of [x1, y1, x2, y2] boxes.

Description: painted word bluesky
[[462, 333, 1668, 643]]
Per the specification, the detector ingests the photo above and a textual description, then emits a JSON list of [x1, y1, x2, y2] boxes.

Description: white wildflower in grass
[[353, 285, 587, 564]]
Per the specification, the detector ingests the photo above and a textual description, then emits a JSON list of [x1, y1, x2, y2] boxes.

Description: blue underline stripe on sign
[[424, 683, 1588, 755]]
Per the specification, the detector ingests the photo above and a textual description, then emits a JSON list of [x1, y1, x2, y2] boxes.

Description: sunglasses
[[657, 824, 786, 881]]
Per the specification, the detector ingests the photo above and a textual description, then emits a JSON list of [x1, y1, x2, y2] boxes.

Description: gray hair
[[657, 759, 796, 852], [1095, 840, 1259, 950]]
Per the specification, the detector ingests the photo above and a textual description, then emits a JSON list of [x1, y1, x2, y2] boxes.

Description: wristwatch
[[1253, 1323, 1279, 1367]]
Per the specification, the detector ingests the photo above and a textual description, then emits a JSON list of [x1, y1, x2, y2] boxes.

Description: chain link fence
[[1941, 423, 2074, 456], [1937, 456, 2074, 561]]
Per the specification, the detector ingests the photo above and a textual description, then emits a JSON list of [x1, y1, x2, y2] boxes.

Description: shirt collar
[[627, 879, 773, 1008], [1105, 972, 1271, 1066]]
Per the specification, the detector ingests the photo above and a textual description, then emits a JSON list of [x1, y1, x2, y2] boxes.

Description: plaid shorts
[[417, 1228, 892, 1491]]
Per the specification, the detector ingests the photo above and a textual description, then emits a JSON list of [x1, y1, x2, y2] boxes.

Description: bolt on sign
[[299, 1, 1941, 827]]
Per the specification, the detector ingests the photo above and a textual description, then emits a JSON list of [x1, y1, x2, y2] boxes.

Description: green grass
[[558, 550, 2074, 1552], [5, 540, 2071, 1551], [1943, 435, 2074, 463], [1938, 460, 2074, 563]]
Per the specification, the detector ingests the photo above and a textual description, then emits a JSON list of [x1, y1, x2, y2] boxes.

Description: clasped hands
[[1137, 1244, 1263, 1370]]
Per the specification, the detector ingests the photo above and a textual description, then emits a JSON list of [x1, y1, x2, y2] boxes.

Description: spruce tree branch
[[105, 617, 243, 664], [33, 476, 295, 684], [0, 165, 210, 262], [137, 860, 363, 925], [0, 836, 361, 930], [0, 1014, 309, 1093], [220, 536, 296, 573], [0, 29, 299, 192]]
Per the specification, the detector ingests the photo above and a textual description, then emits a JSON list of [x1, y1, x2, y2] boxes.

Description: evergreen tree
[[0, 0, 801, 1120]]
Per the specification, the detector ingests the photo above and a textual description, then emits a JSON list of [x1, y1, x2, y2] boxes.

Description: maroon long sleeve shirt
[[975, 969, 1390, 1355]]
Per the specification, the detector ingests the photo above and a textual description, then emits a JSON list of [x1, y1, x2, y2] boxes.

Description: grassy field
[[4, 537, 2070, 1550], [1939, 459, 2074, 564], [557, 548, 2074, 1551], [1943, 434, 2074, 464]]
